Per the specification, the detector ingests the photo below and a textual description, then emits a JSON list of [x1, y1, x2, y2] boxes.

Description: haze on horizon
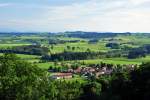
[[0, 0, 150, 32]]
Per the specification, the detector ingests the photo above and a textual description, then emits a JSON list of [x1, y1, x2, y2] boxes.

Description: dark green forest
[[0, 45, 49, 56]]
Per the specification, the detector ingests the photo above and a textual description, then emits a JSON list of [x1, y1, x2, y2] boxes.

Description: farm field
[[76, 56, 150, 65], [0, 53, 149, 69], [48, 42, 110, 54], [0, 43, 31, 48], [35, 55, 150, 69], [0, 32, 150, 70]]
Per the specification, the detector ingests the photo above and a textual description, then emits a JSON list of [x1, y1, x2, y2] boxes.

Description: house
[[74, 67, 82, 73], [105, 69, 113, 75], [51, 73, 73, 79], [95, 71, 104, 78], [67, 68, 74, 73]]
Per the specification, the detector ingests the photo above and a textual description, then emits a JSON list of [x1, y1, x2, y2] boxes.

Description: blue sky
[[0, 0, 150, 32]]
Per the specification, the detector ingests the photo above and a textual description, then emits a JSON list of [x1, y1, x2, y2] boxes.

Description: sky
[[0, 0, 150, 32]]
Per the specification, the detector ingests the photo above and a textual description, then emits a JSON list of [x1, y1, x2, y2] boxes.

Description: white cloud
[[38, 0, 150, 32], [130, 0, 150, 5], [1, 0, 150, 32]]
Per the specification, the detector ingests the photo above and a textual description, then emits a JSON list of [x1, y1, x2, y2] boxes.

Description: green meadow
[[0, 33, 150, 69]]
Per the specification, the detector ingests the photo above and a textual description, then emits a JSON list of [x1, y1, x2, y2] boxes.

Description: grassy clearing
[[16, 54, 40, 59], [19, 36, 47, 39], [0, 53, 40, 63], [49, 41, 110, 54], [75, 56, 150, 65], [76, 59, 141, 65], [0, 43, 31, 48], [116, 35, 150, 46], [36, 62, 54, 69]]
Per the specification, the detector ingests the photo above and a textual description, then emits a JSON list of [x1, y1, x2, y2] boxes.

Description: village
[[48, 62, 137, 80]]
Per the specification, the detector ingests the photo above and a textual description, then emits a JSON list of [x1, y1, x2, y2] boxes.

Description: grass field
[[0, 33, 150, 69], [0, 43, 31, 48], [49, 41, 110, 54], [116, 35, 150, 46], [68, 56, 150, 65], [0, 53, 40, 62], [36, 62, 54, 69]]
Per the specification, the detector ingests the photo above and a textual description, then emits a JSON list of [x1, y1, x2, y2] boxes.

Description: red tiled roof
[[54, 73, 72, 77], [74, 67, 82, 73]]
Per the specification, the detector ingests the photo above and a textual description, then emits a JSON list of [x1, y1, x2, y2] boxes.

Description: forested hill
[[0, 31, 148, 39], [0, 31, 131, 37], [65, 31, 132, 39]]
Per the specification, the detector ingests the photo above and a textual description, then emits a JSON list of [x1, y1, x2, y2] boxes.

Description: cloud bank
[[0, 0, 150, 32]]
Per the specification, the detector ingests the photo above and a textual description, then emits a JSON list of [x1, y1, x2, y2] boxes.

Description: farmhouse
[[74, 67, 82, 73], [51, 73, 73, 79]]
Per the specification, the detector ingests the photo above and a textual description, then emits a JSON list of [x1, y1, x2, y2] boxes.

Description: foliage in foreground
[[1, 54, 150, 100], [0, 54, 82, 100]]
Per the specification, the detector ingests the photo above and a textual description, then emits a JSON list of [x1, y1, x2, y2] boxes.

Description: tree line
[[0, 45, 49, 56], [128, 44, 150, 59], [49, 39, 80, 44], [66, 31, 131, 39], [41, 51, 105, 61]]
